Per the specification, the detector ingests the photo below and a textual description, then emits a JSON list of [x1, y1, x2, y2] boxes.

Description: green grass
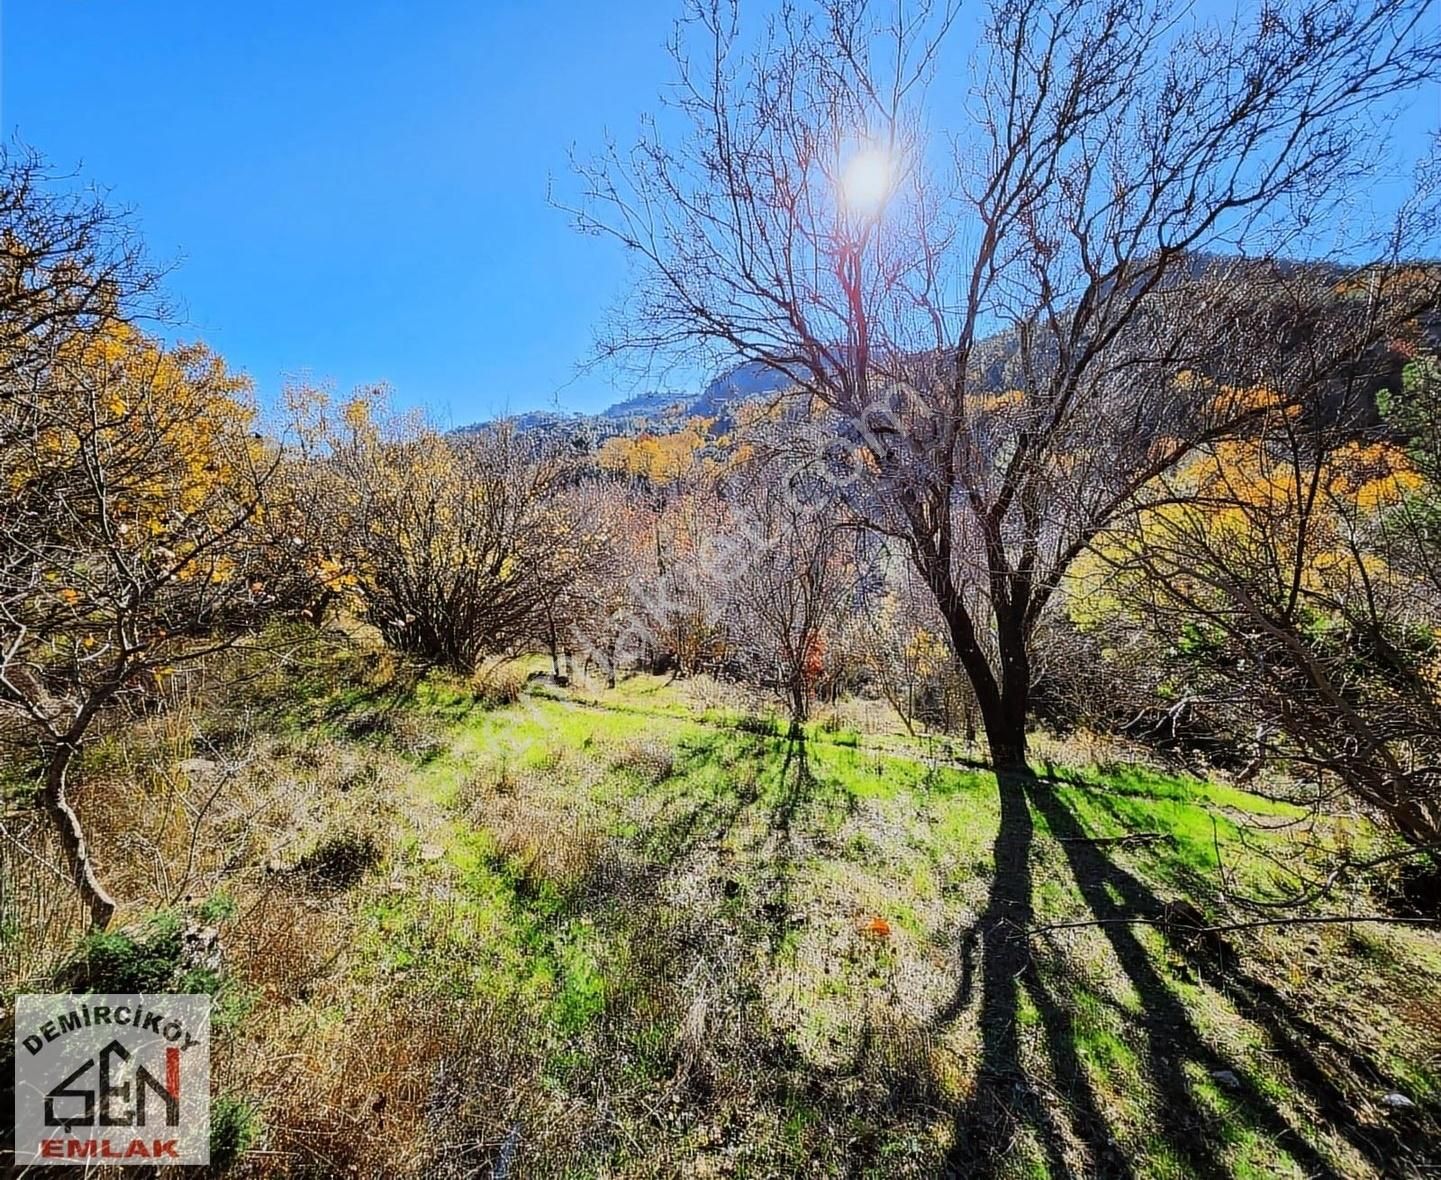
[[108, 649, 1441, 1178]]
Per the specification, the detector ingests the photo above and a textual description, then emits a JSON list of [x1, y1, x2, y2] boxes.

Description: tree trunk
[[988, 733, 1028, 774], [1390, 797, 1441, 868], [788, 675, 808, 736], [940, 611, 1030, 772], [927, 555, 1033, 774], [41, 745, 116, 930], [977, 673, 1030, 773]]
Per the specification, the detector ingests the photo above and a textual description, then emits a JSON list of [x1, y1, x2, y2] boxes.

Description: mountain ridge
[[453, 359, 793, 440]]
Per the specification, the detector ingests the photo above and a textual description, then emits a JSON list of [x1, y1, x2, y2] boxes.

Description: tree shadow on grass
[[632, 730, 758, 866], [938, 769, 1432, 1179], [758, 730, 813, 956], [939, 770, 1135, 1179]]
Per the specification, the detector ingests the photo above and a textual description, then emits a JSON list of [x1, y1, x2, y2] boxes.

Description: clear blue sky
[[3, 3, 1435, 425], [1, 0, 685, 423]]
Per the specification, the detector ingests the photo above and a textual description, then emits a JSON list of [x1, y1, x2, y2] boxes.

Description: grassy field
[[7, 635, 1440, 1177]]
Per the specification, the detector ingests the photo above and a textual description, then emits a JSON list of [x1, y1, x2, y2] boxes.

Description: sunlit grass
[[81, 650, 1438, 1178]]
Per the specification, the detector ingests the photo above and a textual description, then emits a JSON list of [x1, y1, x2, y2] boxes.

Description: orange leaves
[[974, 388, 1024, 414], [3, 325, 265, 616], [1205, 381, 1288, 419], [858, 915, 892, 940], [801, 631, 827, 686], [1074, 419, 1435, 639], [26, 325, 258, 568]]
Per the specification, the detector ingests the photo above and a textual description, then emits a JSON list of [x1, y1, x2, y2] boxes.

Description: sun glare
[[840, 148, 894, 215]]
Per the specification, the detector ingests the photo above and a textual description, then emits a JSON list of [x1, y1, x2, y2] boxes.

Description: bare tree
[[0, 146, 168, 395], [556, 475, 657, 688], [1092, 349, 1441, 859], [328, 408, 574, 672], [571, 0, 1441, 773], [724, 459, 849, 728], [623, 474, 735, 677], [856, 552, 964, 737]]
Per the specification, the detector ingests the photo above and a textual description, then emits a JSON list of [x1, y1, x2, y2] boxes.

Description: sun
[[840, 148, 894, 215]]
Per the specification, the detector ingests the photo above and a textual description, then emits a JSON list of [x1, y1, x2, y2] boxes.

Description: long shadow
[[759, 730, 812, 955], [635, 730, 756, 866], [937, 767, 1408, 1178], [1173, 912, 1438, 1170], [941, 770, 1133, 1179], [1023, 778, 1350, 1179]]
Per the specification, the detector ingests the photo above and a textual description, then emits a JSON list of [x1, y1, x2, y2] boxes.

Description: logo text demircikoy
[[14, 993, 212, 1166]]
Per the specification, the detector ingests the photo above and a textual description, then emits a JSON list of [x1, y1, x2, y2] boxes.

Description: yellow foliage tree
[[596, 418, 712, 483], [1078, 412, 1441, 854], [1, 323, 278, 926]]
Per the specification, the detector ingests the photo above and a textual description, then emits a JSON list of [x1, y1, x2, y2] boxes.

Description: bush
[[198, 889, 238, 923], [474, 665, 526, 708], [210, 1093, 263, 1170], [60, 912, 184, 992], [331, 418, 572, 672], [377, 709, 446, 760]]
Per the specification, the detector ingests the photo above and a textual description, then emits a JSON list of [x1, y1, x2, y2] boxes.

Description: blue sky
[[3, 2, 1436, 425], [1, 0, 684, 423]]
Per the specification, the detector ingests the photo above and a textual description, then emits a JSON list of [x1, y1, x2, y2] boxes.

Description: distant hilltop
[[456, 255, 1441, 444], [454, 360, 793, 441]]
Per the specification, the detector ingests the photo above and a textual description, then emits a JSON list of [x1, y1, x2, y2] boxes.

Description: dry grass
[[7, 639, 1440, 1178], [0, 811, 89, 989], [608, 737, 678, 785], [484, 794, 607, 902]]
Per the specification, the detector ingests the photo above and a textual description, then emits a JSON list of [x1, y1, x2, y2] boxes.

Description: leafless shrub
[[326, 407, 578, 673]]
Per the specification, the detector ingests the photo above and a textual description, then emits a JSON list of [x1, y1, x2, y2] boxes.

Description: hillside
[[15, 634, 1438, 1177], [6, 6, 1441, 1177], [462, 258, 1441, 450]]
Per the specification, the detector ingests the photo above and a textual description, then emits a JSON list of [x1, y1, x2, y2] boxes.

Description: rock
[[1210, 1069, 1241, 1089], [178, 923, 223, 978], [419, 842, 445, 862], [178, 757, 218, 777], [1381, 1092, 1416, 1109]]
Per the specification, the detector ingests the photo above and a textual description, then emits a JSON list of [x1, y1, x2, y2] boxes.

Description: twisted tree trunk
[[42, 744, 116, 930]]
